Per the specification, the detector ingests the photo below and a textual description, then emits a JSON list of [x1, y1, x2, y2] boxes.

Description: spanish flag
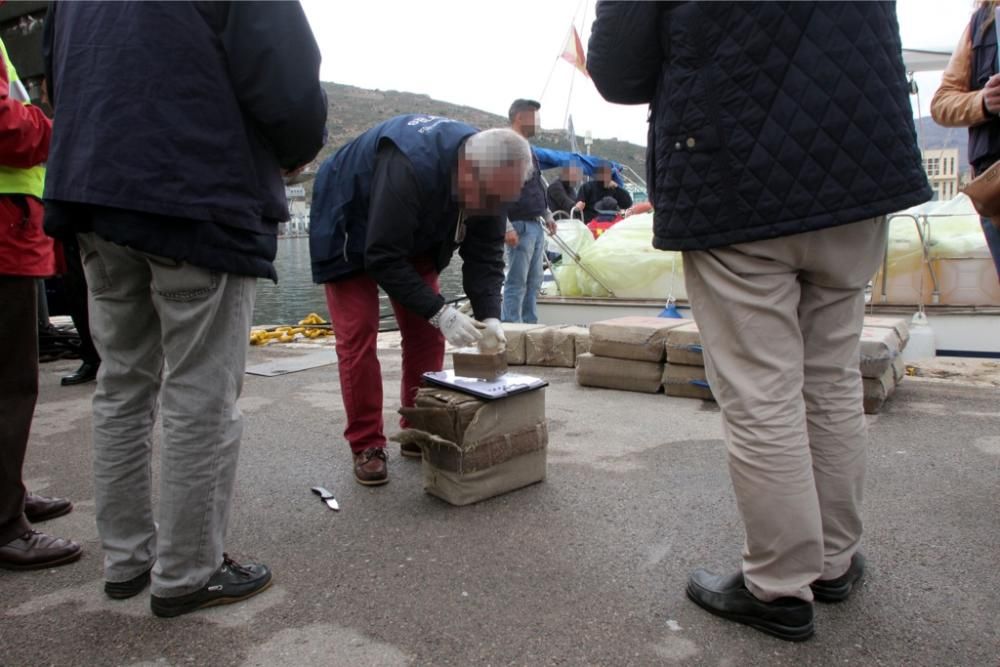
[[560, 25, 589, 78]]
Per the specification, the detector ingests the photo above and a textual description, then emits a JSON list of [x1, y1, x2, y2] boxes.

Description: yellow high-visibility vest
[[0, 37, 45, 198]]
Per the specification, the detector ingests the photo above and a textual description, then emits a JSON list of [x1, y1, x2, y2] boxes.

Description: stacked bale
[[398, 387, 547, 506], [576, 317, 690, 393], [655, 316, 910, 413], [663, 322, 714, 400], [859, 320, 908, 414]]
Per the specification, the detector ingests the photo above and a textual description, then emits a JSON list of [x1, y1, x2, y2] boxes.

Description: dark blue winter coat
[[587, 1, 932, 251], [42, 1, 327, 279]]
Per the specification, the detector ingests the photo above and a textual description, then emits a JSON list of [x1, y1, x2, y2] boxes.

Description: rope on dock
[[250, 312, 333, 345]]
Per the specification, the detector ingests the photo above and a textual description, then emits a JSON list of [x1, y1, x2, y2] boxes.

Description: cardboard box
[[501, 323, 545, 365], [397, 387, 547, 506], [862, 316, 910, 348], [575, 353, 663, 393], [589, 316, 691, 362], [663, 363, 715, 401], [452, 348, 507, 381], [665, 322, 704, 366], [859, 326, 901, 379], [525, 326, 576, 368], [863, 365, 896, 414]]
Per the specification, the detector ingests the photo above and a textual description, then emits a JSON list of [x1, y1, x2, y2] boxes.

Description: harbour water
[[253, 236, 465, 327]]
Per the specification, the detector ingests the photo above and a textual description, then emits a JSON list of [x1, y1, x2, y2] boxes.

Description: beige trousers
[[683, 218, 887, 602]]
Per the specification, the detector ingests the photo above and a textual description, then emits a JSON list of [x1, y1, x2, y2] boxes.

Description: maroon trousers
[[324, 261, 445, 454], [0, 277, 37, 544]]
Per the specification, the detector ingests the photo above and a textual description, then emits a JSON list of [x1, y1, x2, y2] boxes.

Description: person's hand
[[573, 201, 585, 212], [432, 305, 482, 347], [608, 181, 618, 189], [478, 318, 507, 353], [505, 229, 519, 247], [622, 207, 633, 218], [985, 74, 1000, 114], [545, 218, 557, 234]]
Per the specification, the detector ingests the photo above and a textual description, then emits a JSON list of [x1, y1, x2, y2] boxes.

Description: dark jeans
[[981, 217, 1000, 282], [0, 277, 38, 544], [62, 236, 100, 364]]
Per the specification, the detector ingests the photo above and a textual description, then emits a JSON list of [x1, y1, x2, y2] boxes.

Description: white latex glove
[[478, 318, 507, 353], [432, 305, 482, 347]]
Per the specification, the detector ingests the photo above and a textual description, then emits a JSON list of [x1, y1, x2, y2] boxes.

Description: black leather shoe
[[0, 530, 82, 570], [24, 493, 73, 523], [811, 552, 865, 603], [61, 361, 99, 386], [686, 569, 814, 642], [150, 554, 272, 618]]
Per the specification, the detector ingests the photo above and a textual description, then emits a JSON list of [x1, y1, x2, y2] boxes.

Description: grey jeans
[[78, 233, 256, 597]]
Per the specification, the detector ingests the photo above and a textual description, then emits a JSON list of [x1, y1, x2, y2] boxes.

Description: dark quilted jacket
[[588, 1, 932, 251]]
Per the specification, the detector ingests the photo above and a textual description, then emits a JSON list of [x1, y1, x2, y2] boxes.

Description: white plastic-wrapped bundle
[[875, 195, 1000, 305], [550, 214, 687, 300]]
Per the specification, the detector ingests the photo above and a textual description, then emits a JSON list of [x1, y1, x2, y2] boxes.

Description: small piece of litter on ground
[[666, 620, 682, 631], [461, 591, 469, 597]]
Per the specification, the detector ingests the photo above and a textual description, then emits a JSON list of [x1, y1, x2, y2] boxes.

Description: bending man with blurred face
[[309, 115, 532, 486]]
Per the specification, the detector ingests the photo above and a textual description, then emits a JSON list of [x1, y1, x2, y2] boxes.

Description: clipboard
[[422, 370, 548, 400]]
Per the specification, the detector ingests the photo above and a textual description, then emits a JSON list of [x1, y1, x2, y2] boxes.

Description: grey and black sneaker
[[150, 554, 272, 618]]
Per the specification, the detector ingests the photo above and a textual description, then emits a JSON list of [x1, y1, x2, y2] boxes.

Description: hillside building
[[921, 148, 961, 201]]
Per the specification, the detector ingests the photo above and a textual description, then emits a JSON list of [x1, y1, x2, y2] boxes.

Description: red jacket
[[0, 50, 54, 278]]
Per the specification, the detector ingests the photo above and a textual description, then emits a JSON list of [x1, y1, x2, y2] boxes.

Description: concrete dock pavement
[[3, 339, 999, 666]]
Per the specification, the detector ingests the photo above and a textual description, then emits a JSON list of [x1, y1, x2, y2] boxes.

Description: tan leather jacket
[[931, 24, 991, 128]]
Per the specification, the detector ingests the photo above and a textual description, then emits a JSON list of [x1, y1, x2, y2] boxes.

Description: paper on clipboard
[[422, 370, 547, 400]]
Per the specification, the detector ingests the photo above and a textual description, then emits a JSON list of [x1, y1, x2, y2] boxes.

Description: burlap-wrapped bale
[[501, 323, 545, 365], [575, 353, 663, 393], [863, 365, 896, 414], [862, 316, 911, 348], [663, 364, 714, 401], [859, 326, 902, 378], [665, 322, 704, 366], [396, 387, 547, 506], [589, 316, 690, 362], [569, 326, 591, 358], [525, 326, 576, 368]]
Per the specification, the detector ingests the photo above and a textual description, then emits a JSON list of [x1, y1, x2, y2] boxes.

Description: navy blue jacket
[[969, 6, 1000, 173], [588, 1, 932, 251], [42, 1, 327, 278], [309, 115, 505, 320]]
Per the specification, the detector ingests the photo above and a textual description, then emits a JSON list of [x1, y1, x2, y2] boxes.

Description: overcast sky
[[301, 0, 974, 147]]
